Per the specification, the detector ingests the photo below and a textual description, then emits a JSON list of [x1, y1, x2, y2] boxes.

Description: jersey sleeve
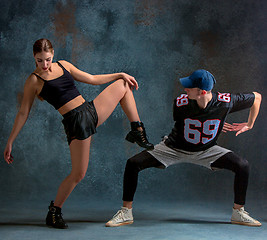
[[173, 99, 179, 121], [229, 93, 255, 113], [173, 94, 188, 120]]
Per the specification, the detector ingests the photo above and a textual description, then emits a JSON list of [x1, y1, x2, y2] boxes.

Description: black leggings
[[123, 151, 249, 205]]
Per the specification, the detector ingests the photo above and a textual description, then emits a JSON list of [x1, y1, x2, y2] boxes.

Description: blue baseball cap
[[180, 69, 216, 91]]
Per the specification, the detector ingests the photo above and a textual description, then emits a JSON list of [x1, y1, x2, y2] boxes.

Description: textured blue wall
[[0, 0, 266, 205]]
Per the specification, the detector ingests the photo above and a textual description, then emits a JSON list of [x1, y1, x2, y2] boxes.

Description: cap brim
[[179, 77, 193, 88]]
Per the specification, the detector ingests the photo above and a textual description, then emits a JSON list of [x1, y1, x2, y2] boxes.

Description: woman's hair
[[33, 39, 53, 56], [33, 39, 53, 101]]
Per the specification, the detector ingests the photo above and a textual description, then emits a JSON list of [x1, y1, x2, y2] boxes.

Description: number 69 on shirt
[[184, 118, 221, 144]]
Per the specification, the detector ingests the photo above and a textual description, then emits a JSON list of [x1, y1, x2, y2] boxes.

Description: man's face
[[184, 88, 202, 100]]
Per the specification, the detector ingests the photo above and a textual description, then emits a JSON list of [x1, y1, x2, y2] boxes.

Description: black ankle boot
[[125, 121, 154, 150], [46, 201, 68, 229]]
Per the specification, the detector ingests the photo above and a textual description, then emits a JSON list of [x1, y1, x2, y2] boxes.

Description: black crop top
[[33, 61, 81, 110]]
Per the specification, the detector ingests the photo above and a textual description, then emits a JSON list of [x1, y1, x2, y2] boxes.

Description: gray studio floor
[[0, 199, 266, 240]]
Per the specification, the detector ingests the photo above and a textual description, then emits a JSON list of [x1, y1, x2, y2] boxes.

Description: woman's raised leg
[[93, 79, 153, 149], [94, 79, 139, 126]]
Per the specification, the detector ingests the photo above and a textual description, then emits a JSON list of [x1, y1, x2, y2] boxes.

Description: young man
[[106, 69, 262, 227]]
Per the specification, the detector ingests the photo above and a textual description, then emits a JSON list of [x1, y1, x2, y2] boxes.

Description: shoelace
[[239, 208, 249, 215], [243, 210, 249, 215], [140, 129, 150, 143], [112, 210, 125, 221], [238, 209, 255, 222]]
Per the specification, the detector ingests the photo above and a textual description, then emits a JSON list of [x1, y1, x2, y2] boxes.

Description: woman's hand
[[4, 143, 14, 164], [121, 73, 139, 90]]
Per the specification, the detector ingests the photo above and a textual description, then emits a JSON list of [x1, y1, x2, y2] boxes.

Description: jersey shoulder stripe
[[176, 94, 189, 107], [217, 92, 231, 103]]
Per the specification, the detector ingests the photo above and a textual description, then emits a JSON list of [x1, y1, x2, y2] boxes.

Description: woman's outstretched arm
[[4, 75, 37, 164], [59, 60, 139, 90]]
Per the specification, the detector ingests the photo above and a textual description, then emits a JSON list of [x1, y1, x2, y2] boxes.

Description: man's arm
[[246, 92, 262, 128], [224, 92, 262, 136]]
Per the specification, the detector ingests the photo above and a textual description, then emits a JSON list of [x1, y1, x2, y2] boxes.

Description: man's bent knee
[[126, 150, 162, 172], [237, 158, 249, 173]]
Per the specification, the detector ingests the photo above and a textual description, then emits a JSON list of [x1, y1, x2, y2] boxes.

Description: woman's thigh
[[69, 137, 91, 175], [93, 79, 127, 127]]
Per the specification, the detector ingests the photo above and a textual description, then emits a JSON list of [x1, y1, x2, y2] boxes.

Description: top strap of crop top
[[32, 61, 81, 110]]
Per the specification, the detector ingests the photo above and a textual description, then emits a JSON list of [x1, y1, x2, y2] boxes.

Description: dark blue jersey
[[165, 92, 255, 151]]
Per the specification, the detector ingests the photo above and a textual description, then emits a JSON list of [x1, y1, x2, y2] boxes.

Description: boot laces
[[54, 212, 65, 223], [140, 129, 149, 143]]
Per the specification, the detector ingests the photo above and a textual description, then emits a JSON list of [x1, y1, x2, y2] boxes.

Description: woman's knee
[[70, 170, 87, 184], [115, 79, 129, 92]]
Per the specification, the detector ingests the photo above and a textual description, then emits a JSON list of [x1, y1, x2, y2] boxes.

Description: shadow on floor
[[163, 218, 230, 225]]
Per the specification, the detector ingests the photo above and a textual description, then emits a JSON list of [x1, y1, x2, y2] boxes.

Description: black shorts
[[62, 101, 98, 145]]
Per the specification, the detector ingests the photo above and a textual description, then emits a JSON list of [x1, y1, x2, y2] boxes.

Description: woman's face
[[34, 50, 54, 72]]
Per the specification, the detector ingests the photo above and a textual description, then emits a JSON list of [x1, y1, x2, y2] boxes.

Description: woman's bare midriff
[[58, 95, 86, 115]]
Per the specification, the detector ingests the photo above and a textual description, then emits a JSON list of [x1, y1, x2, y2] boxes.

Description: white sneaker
[[106, 207, 134, 227], [231, 207, 261, 227]]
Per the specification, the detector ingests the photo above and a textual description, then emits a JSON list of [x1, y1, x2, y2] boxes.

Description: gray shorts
[[147, 137, 231, 170]]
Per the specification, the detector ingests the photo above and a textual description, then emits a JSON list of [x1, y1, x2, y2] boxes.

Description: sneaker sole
[[231, 220, 261, 227], [105, 220, 134, 227]]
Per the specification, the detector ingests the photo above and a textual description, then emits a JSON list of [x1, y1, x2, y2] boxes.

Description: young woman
[[3, 38, 153, 229]]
